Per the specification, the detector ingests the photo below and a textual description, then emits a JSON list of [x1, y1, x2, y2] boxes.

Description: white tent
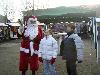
[[6, 23, 20, 26], [0, 23, 8, 26], [96, 18, 100, 22]]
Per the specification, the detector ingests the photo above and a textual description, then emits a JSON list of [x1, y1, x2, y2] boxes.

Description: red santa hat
[[28, 16, 37, 21]]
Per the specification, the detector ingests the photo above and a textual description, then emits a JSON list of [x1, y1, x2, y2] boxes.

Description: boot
[[22, 71, 26, 75], [32, 71, 35, 75]]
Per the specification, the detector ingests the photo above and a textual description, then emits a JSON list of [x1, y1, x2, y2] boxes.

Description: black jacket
[[60, 36, 77, 61], [60, 33, 84, 61]]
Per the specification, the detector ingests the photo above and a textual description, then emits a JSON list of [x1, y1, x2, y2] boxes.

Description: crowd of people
[[18, 16, 84, 75], [49, 22, 91, 39]]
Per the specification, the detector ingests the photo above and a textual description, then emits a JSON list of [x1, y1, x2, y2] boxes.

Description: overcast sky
[[0, 0, 100, 21]]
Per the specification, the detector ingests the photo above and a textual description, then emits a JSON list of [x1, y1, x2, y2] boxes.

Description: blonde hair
[[46, 28, 52, 35], [67, 23, 75, 30]]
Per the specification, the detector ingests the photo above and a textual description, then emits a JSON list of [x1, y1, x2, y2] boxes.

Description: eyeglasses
[[30, 20, 36, 24]]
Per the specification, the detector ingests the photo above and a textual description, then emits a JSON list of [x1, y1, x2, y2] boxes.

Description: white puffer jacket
[[68, 34, 84, 61], [39, 35, 58, 60]]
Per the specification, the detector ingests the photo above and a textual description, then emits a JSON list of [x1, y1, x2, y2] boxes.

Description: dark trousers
[[66, 60, 78, 75]]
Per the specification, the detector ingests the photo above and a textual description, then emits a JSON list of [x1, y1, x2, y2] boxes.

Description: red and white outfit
[[18, 16, 43, 71]]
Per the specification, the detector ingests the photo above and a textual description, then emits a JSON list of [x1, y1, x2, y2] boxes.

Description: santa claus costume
[[18, 16, 43, 75]]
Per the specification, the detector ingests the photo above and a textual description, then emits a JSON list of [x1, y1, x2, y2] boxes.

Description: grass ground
[[0, 39, 100, 75]]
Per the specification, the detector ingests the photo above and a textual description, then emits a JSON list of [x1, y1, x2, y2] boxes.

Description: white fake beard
[[24, 24, 38, 40]]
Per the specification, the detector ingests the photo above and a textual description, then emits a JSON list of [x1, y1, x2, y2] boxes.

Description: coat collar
[[45, 35, 52, 39]]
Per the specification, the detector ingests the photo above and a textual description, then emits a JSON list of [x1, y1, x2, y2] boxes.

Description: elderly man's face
[[30, 20, 37, 24], [27, 19, 37, 27]]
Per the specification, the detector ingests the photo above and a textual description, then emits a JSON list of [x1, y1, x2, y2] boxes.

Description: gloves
[[62, 56, 65, 60], [78, 60, 83, 63], [50, 58, 56, 64], [39, 57, 43, 63]]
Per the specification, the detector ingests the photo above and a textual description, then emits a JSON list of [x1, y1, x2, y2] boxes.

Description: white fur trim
[[20, 47, 38, 55], [28, 18, 37, 21], [18, 29, 22, 35], [20, 47, 29, 53], [30, 41, 34, 56]]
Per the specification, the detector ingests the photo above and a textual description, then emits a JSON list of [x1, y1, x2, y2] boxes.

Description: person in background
[[38, 29, 58, 75], [60, 23, 84, 75], [82, 24, 88, 39], [75, 23, 81, 36]]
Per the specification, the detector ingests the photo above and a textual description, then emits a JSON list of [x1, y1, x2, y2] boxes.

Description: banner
[[92, 17, 99, 63]]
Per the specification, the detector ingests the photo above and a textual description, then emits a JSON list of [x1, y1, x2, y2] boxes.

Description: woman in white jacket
[[38, 29, 58, 75]]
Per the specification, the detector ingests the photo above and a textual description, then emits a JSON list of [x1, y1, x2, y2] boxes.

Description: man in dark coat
[[60, 23, 84, 75]]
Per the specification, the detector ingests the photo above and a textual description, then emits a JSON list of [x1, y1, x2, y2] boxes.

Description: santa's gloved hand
[[78, 60, 83, 63], [33, 53, 38, 56], [50, 58, 56, 64], [39, 57, 43, 63]]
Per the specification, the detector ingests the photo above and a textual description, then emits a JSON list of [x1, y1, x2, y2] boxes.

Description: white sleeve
[[18, 26, 24, 35], [74, 36, 84, 61], [52, 39, 58, 58], [38, 40, 43, 57]]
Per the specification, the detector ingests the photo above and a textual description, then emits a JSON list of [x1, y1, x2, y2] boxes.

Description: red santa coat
[[20, 26, 43, 53], [19, 26, 43, 71]]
